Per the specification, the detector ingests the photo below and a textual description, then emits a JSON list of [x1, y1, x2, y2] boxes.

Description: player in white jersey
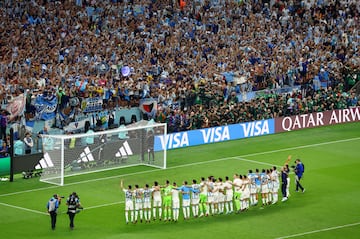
[[260, 169, 270, 206], [134, 184, 144, 223], [248, 170, 259, 206], [224, 176, 234, 214], [171, 182, 180, 222], [271, 166, 280, 204], [233, 174, 243, 213], [241, 175, 250, 211], [267, 169, 274, 203], [207, 176, 216, 216], [143, 184, 153, 223], [120, 180, 134, 224], [191, 179, 200, 217], [216, 178, 226, 214], [152, 181, 162, 221]]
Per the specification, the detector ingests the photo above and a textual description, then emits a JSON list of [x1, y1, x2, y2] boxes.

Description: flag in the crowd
[[140, 98, 157, 114], [25, 120, 36, 133], [75, 78, 88, 92], [81, 97, 103, 113], [34, 94, 58, 120], [139, 98, 157, 118], [63, 119, 87, 133], [58, 106, 75, 123], [6, 94, 26, 121]]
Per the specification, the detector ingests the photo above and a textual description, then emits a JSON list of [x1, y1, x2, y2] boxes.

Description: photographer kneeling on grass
[[66, 192, 83, 230]]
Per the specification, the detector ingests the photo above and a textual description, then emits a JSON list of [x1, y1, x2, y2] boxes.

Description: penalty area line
[[275, 221, 360, 239]]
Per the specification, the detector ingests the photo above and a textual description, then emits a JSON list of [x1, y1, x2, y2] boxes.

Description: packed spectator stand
[[0, 0, 359, 146]]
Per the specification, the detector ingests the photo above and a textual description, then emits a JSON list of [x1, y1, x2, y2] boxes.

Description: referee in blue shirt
[[295, 159, 305, 193]]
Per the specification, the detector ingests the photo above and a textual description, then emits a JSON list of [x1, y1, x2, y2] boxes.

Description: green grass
[[0, 122, 360, 239]]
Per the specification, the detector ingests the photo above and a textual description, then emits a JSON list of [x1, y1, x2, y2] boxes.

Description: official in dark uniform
[[295, 159, 305, 193], [281, 167, 288, 202]]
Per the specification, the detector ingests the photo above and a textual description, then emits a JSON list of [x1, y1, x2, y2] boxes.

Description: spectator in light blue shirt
[[14, 140, 24, 156]]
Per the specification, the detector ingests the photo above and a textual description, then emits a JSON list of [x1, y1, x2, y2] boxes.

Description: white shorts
[[153, 198, 162, 207], [213, 193, 219, 203], [218, 193, 225, 203], [225, 192, 233, 202], [143, 201, 151, 209], [250, 185, 257, 194], [182, 199, 190, 207], [207, 195, 214, 204], [191, 197, 200, 205], [125, 201, 134, 211], [261, 185, 269, 194], [273, 182, 279, 193], [172, 199, 180, 209], [135, 201, 143, 210], [241, 189, 250, 199]]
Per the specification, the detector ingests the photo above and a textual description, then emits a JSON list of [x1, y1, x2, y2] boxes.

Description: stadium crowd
[[0, 0, 359, 134]]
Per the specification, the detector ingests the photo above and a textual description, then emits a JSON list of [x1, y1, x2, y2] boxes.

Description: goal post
[[38, 120, 167, 186]]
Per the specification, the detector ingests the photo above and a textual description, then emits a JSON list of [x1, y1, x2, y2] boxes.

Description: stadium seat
[[119, 116, 126, 126]]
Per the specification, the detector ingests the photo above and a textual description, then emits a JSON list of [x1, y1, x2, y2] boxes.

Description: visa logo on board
[[241, 120, 270, 137], [200, 126, 230, 143], [159, 132, 189, 149]]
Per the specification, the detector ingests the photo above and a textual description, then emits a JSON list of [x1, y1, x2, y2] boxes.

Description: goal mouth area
[[39, 121, 167, 186]]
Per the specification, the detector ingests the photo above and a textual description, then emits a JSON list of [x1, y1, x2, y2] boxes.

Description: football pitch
[[0, 122, 359, 239]]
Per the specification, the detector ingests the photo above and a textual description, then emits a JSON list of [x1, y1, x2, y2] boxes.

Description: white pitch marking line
[[0, 202, 48, 215], [235, 157, 282, 167], [85, 201, 124, 210], [275, 222, 360, 239], [1, 136, 359, 198], [241, 137, 360, 158]]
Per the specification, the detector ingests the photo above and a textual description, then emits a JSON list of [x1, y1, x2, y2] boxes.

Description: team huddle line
[[120, 163, 299, 224]]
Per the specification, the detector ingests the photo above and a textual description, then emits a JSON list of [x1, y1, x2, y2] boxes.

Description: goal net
[[38, 120, 167, 186]]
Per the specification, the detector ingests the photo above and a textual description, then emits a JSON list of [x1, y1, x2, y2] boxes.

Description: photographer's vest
[[67, 196, 77, 213], [48, 198, 57, 212]]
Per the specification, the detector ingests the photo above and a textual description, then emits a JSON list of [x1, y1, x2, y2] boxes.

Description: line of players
[[120, 166, 286, 224]]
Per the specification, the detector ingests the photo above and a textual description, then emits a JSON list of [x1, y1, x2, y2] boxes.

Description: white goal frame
[[39, 120, 167, 186]]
